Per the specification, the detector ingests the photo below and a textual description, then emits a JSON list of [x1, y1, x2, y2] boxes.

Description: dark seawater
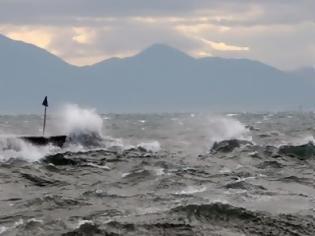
[[1, 110, 315, 235]]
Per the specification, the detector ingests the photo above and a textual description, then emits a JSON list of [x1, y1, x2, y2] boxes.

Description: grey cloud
[[0, 0, 221, 24], [0, 0, 313, 26], [217, 1, 315, 27]]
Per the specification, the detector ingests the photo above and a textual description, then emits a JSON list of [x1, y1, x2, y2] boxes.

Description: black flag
[[42, 96, 48, 107]]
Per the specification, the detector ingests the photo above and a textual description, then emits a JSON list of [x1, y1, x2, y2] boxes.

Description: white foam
[[224, 189, 247, 195], [234, 176, 256, 183], [0, 104, 107, 162], [56, 104, 103, 139], [290, 134, 315, 146], [154, 168, 165, 176], [176, 186, 207, 195], [206, 116, 251, 145], [27, 218, 44, 224], [76, 220, 94, 228], [0, 226, 8, 234], [104, 137, 126, 148], [13, 219, 24, 227], [0, 137, 60, 162], [0, 218, 24, 235], [86, 163, 110, 170], [137, 141, 161, 152], [102, 116, 111, 120], [211, 199, 229, 204], [226, 113, 238, 117], [121, 172, 130, 178], [137, 206, 166, 215], [219, 167, 232, 174]]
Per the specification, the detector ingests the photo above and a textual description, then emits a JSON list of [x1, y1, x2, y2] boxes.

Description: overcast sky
[[0, 0, 314, 70]]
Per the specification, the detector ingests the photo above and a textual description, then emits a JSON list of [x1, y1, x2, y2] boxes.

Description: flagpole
[[42, 96, 48, 137], [43, 106, 47, 136]]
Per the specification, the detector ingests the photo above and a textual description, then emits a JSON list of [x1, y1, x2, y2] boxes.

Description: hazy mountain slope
[[82, 44, 314, 111], [290, 67, 315, 80], [0, 35, 313, 112], [0, 35, 78, 112]]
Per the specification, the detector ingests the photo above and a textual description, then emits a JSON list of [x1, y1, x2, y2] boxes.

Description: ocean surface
[[1, 107, 315, 235]]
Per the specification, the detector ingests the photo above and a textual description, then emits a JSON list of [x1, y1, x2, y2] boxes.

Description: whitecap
[[175, 186, 207, 195], [86, 163, 110, 170], [76, 220, 94, 228], [137, 141, 161, 152], [121, 172, 132, 178], [0, 226, 8, 234], [206, 116, 252, 146], [27, 218, 43, 224], [154, 168, 165, 176], [0, 137, 60, 162], [219, 167, 232, 174], [226, 113, 238, 117]]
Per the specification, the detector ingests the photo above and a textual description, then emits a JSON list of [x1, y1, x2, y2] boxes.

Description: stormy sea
[[1, 105, 315, 235]]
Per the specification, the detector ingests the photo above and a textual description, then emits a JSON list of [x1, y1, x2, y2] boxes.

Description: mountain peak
[[143, 43, 179, 52], [135, 43, 193, 61]]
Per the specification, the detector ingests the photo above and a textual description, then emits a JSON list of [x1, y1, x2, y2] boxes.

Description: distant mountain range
[[0, 34, 314, 113]]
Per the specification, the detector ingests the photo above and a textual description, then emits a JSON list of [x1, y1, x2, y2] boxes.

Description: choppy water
[[1, 109, 315, 235]]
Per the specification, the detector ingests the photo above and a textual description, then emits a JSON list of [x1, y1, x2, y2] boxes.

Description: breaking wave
[[206, 116, 252, 145], [137, 141, 161, 152], [287, 134, 315, 146], [0, 104, 105, 162], [0, 105, 162, 162], [0, 136, 59, 162], [57, 104, 104, 147]]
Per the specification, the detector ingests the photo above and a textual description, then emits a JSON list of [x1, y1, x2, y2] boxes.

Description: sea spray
[[56, 104, 152, 150], [0, 105, 162, 161], [58, 104, 103, 137], [0, 104, 106, 162], [286, 134, 315, 146], [206, 115, 252, 145], [0, 136, 59, 162], [137, 141, 161, 152], [173, 113, 252, 153], [56, 104, 104, 147]]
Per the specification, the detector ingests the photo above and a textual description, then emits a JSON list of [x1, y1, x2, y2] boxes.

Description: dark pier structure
[[21, 135, 67, 148]]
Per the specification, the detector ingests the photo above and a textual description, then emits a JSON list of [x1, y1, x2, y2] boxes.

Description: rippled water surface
[[1, 111, 315, 235]]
